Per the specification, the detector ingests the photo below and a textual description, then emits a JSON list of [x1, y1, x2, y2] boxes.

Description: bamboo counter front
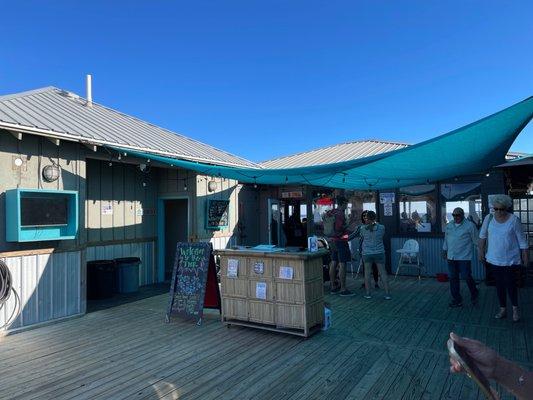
[[215, 249, 326, 337]]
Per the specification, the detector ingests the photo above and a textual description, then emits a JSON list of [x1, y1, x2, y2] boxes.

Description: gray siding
[[85, 159, 157, 242], [194, 175, 240, 248], [0, 131, 86, 252], [391, 236, 484, 280], [1, 251, 82, 331], [86, 241, 156, 286]]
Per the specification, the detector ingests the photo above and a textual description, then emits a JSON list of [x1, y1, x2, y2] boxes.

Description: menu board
[[166, 242, 212, 324], [206, 199, 229, 230]]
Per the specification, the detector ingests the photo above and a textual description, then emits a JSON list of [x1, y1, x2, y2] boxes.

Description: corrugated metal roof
[[259, 140, 409, 168], [0, 87, 259, 168]]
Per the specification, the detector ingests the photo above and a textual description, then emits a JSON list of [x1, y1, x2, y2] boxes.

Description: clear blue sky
[[1, 1, 532, 162]]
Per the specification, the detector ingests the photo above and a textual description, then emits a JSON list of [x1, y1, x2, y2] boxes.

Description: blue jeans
[[448, 260, 478, 303]]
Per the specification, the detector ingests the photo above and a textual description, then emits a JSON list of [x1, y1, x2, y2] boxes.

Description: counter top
[[214, 248, 328, 260]]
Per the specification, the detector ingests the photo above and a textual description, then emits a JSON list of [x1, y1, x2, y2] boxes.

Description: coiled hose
[[0, 260, 20, 329]]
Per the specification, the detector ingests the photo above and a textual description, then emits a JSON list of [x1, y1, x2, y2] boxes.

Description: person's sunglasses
[[452, 214, 462, 217], [493, 207, 506, 211]]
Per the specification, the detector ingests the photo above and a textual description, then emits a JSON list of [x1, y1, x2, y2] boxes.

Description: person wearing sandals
[[442, 207, 479, 308], [479, 194, 528, 322], [357, 211, 391, 300]]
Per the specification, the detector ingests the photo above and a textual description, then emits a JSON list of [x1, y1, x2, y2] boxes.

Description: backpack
[[322, 209, 345, 238]]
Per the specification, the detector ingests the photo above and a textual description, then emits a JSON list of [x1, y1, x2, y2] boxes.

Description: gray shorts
[[363, 253, 385, 264]]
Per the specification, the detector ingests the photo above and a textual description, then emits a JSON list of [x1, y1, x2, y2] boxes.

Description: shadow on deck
[[0, 277, 531, 400]]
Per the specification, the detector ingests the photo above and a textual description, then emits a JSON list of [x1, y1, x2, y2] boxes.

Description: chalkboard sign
[[166, 242, 220, 324], [206, 199, 229, 230]]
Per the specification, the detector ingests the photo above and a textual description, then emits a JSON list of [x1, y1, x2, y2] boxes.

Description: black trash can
[[115, 257, 141, 293], [87, 260, 116, 300]]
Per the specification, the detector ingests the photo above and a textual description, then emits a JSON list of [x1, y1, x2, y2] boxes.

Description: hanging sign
[[206, 199, 229, 230], [379, 192, 395, 204], [281, 191, 303, 199], [166, 242, 221, 325]]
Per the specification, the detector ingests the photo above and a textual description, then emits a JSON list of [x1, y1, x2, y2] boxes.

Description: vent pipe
[[86, 74, 93, 107]]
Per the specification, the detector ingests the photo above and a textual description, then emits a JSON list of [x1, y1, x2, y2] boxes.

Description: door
[[268, 198, 282, 246], [513, 196, 533, 269], [164, 199, 188, 279]]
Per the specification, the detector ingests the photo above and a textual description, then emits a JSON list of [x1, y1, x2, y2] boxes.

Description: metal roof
[[0, 87, 259, 168], [259, 139, 409, 168], [496, 155, 533, 168]]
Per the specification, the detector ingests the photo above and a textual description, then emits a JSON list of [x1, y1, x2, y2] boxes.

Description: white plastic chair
[[395, 239, 425, 280]]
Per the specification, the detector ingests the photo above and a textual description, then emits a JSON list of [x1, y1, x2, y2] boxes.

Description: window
[[346, 191, 377, 228], [440, 183, 482, 231], [399, 185, 437, 233]]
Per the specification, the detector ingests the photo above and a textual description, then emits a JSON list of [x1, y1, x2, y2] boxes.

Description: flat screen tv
[[20, 197, 69, 227]]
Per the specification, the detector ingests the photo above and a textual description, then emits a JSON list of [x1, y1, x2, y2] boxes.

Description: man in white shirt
[[442, 207, 479, 307]]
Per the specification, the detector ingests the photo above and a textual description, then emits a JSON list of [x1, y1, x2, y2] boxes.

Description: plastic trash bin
[[115, 257, 141, 293], [87, 260, 116, 300]]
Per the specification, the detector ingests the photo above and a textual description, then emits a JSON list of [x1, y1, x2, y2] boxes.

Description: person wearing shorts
[[358, 211, 391, 300], [328, 196, 355, 296]]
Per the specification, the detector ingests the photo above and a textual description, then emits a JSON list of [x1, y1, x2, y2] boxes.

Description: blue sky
[[1, 1, 531, 162]]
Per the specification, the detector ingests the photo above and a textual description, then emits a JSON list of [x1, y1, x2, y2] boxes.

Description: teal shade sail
[[110, 96, 533, 190]]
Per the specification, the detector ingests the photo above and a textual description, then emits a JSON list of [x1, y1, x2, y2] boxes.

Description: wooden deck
[[1, 277, 531, 400]]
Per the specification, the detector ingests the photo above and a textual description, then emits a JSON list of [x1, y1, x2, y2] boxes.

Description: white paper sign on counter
[[256, 282, 267, 299], [227, 259, 239, 278], [279, 266, 294, 280]]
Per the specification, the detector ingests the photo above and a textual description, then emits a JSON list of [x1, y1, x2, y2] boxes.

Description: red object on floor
[[436, 273, 449, 282], [204, 255, 221, 310]]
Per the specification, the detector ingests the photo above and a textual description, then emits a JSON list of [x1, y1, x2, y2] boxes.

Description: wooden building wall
[[0, 131, 86, 332], [194, 175, 240, 249], [0, 131, 86, 252]]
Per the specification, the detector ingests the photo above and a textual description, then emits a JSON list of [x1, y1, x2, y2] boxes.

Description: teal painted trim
[[157, 198, 165, 283], [5, 188, 79, 242]]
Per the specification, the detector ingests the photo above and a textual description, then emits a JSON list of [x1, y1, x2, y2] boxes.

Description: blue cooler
[[114, 257, 141, 293]]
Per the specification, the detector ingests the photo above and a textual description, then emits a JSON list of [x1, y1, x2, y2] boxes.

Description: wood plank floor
[[1, 277, 531, 400]]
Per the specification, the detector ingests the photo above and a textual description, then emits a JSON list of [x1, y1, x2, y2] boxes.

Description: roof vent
[[86, 74, 92, 107], [59, 90, 80, 99]]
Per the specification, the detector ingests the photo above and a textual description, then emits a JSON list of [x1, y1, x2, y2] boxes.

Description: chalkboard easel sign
[[206, 199, 229, 230], [166, 242, 221, 325]]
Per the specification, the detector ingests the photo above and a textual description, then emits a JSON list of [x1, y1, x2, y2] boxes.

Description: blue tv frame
[[5, 188, 78, 242]]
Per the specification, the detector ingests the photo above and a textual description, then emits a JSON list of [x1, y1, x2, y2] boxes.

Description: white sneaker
[[512, 307, 520, 322], [495, 308, 506, 319]]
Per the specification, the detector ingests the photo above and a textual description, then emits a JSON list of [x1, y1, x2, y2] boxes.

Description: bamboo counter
[[215, 249, 326, 337]]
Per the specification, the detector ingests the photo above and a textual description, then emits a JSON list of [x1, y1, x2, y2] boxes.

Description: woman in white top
[[479, 194, 528, 322]]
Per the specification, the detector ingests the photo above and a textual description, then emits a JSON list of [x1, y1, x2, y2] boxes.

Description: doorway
[[159, 198, 189, 280], [513, 196, 533, 272], [268, 198, 282, 246]]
